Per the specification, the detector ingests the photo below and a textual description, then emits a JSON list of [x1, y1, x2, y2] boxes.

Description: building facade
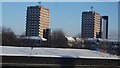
[[81, 11, 100, 38], [43, 28, 51, 40], [26, 6, 50, 38], [101, 16, 108, 39]]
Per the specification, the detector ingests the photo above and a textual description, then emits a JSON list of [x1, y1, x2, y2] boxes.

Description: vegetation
[[2, 27, 68, 47], [2, 27, 35, 46], [1, 27, 119, 56], [2, 27, 16, 46], [51, 29, 68, 48]]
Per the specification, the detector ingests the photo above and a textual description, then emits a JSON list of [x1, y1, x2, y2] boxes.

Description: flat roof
[[0, 46, 119, 59]]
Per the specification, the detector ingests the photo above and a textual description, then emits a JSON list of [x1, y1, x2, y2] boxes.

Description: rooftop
[[0, 46, 118, 59]]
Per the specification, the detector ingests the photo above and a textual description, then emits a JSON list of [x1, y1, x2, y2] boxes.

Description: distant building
[[85, 38, 119, 46], [101, 16, 108, 39], [81, 11, 100, 38], [26, 5, 50, 38], [65, 36, 76, 47], [18, 36, 47, 46], [43, 28, 51, 40]]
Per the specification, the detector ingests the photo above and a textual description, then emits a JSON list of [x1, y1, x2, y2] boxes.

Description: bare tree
[[51, 29, 68, 48], [2, 27, 16, 46], [2, 27, 37, 47], [74, 33, 81, 38]]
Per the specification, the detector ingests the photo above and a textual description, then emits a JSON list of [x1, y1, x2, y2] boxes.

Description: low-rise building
[[65, 36, 75, 47]]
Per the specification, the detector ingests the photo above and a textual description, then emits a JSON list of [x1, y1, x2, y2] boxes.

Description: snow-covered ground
[[0, 46, 119, 59]]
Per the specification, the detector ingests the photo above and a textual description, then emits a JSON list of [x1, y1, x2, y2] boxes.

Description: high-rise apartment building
[[81, 11, 100, 38], [101, 16, 108, 39], [26, 6, 50, 38]]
